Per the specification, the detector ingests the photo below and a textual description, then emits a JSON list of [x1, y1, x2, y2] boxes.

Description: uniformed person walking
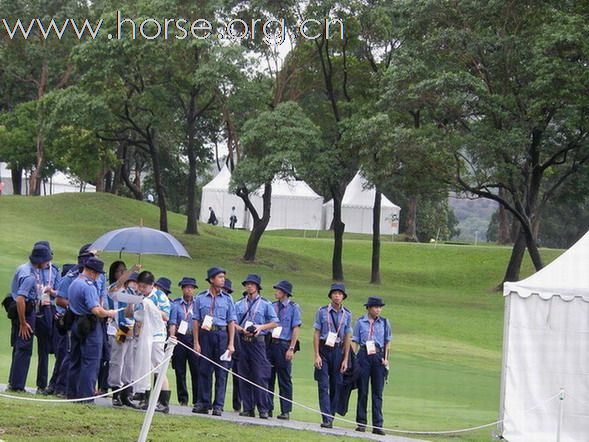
[[7, 244, 54, 392], [267, 280, 301, 420], [353, 296, 391, 436], [66, 257, 117, 401], [192, 267, 236, 416], [234, 274, 279, 419], [169, 276, 199, 407], [313, 283, 352, 428]]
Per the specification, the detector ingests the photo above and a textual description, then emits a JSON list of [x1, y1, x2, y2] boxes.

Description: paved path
[[0, 385, 429, 441]]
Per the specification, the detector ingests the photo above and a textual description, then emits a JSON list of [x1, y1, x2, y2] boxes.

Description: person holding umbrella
[[353, 296, 391, 436]]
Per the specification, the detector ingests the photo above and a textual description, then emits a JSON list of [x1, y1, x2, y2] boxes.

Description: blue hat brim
[[273, 285, 292, 296], [242, 280, 262, 290]]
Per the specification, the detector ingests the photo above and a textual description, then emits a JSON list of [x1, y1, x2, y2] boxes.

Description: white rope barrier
[[0, 354, 171, 403], [175, 339, 563, 436]]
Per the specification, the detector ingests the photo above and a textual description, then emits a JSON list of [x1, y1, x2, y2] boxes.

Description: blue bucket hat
[[178, 277, 198, 288], [242, 274, 262, 290], [29, 245, 53, 265], [61, 263, 76, 277], [273, 280, 293, 297], [34, 241, 53, 256], [84, 257, 105, 274], [328, 283, 347, 299], [223, 278, 234, 294], [364, 296, 385, 307], [155, 277, 172, 294], [206, 266, 226, 283], [127, 272, 139, 282]]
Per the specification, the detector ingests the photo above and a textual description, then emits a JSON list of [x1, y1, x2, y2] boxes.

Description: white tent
[[323, 172, 401, 235], [247, 178, 323, 231], [0, 162, 96, 195], [500, 231, 589, 442], [199, 164, 246, 228]]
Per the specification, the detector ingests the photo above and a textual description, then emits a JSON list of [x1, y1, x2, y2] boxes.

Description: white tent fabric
[[0, 162, 96, 195], [247, 178, 323, 231], [500, 231, 589, 441], [323, 172, 401, 235], [199, 165, 246, 228]]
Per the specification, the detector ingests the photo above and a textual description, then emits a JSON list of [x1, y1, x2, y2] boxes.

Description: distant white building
[[0, 162, 96, 195]]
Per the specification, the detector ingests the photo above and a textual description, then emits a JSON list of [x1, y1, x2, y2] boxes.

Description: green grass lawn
[[0, 193, 563, 441]]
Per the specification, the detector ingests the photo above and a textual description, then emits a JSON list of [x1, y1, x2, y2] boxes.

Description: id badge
[[178, 320, 189, 335], [366, 340, 377, 355], [244, 320, 253, 330], [201, 315, 213, 331], [325, 331, 337, 347], [272, 326, 283, 339]]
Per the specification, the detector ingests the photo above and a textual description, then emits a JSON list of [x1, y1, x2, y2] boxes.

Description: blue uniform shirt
[[56, 265, 82, 314], [272, 299, 302, 341], [68, 275, 100, 316], [10, 263, 39, 301], [193, 290, 237, 326], [352, 314, 392, 349], [313, 304, 353, 341], [169, 298, 196, 335], [235, 294, 279, 336]]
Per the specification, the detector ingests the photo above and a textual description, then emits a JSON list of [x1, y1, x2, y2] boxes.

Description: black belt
[[271, 338, 290, 345], [208, 325, 227, 331], [241, 335, 265, 343], [319, 340, 343, 348]]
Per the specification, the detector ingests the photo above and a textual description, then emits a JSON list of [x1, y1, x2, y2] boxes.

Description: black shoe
[[192, 405, 209, 414], [155, 390, 171, 414], [112, 391, 123, 407], [259, 411, 269, 419], [36, 387, 48, 395], [372, 428, 386, 435], [355, 425, 366, 432], [6, 386, 25, 393], [139, 390, 151, 410], [320, 422, 333, 429], [212, 408, 222, 416], [239, 410, 255, 417], [179, 401, 188, 407], [45, 385, 56, 395], [120, 388, 135, 407], [277, 412, 289, 420]]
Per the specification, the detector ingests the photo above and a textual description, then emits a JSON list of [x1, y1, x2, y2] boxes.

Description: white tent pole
[[138, 339, 177, 442], [556, 388, 565, 442]]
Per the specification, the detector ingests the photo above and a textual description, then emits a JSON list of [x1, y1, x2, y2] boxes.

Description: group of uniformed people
[[5, 241, 392, 435]]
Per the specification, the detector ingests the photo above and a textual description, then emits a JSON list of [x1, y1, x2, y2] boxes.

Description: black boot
[[155, 390, 171, 414], [121, 387, 135, 407], [130, 392, 145, 410], [139, 390, 151, 410], [112, 390, 123, 407]]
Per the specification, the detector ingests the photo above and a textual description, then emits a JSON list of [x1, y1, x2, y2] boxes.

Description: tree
[[385, 0, 589, 283]]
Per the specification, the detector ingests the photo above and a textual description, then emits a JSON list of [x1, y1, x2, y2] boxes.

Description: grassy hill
[[0, 193, 562, 441]]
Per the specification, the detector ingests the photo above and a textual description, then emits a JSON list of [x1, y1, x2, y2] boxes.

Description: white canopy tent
[[500, 231, 589, 441], [323, 172, 401, 235], [247, 178, 323, 231], [199, 164, 246, 228], [0, 162, 96, 195]]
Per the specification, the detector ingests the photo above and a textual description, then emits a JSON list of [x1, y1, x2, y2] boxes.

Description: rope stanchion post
[[557, 388, 565, 442], [138, 338, 177, 442]]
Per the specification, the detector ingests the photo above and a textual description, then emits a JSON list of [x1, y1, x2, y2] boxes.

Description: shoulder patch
[[85, 279, 94, 285]]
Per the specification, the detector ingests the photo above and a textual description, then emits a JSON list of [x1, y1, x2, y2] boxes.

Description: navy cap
[[273, 280, 293, 297], [223, 278, 234, 294], [29, 245, 52, 265], [328, 283, 347, 299], [127, 272, 139, 282], [242, 274, 262, 290], [155, 277, 172, 294], [61, 263, 76, 277], [206, 266, 226, 283], [364, 296, 385, 307], [84, 257, 105, 274], [178, 277, 198, 288], [34, 241, 53, 256], [78, 243, 94, 257]]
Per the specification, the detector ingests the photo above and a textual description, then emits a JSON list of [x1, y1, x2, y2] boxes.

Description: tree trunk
[[370, 190, 382, 284], [148, 134, 168, 232], [405, 196, 418, 241], [242, 183, 272, 261], [29, 133, 44, 196], [331, 187, 345, 281], [497, 188, 511, 244], [185, 93, 198, 235], [11, 165, 23, 195], [502, 228, 526, 284]]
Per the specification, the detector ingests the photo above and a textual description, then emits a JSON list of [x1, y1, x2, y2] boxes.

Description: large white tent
[[199, 164, 247, 228], [323, 172, 401, 235], [500, 231, 589, 441], [247, 178, 323, 231], [0, 162, 96, 195]]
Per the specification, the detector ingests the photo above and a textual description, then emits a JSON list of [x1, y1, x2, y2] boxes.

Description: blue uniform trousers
[[8, 308, 37, 390], [48, 320, 68, 392], [268, 340, 293, 413], [55, 333, 71, 395], [314, 343, 344, 424], [67, 317, 102, 400], [197, 329, 230, 410], [97, 319, 110, 390], [237, 336, 271, 413], [355, 348, 386, 428], [172, 334, 199, 404], [35, 305, 53, 389]]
